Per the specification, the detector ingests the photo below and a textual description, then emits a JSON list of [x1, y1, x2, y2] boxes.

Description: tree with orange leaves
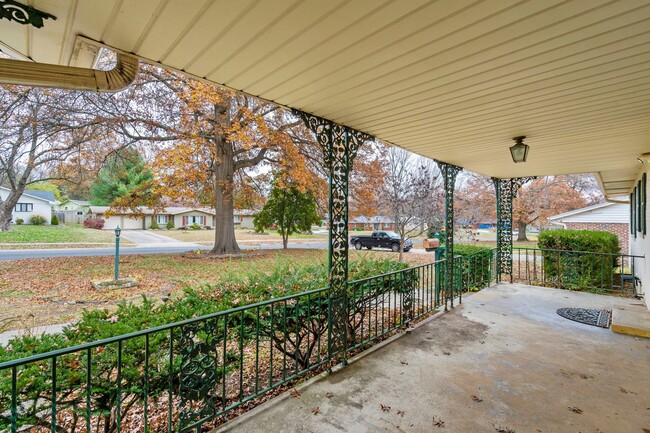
[[85, 64, 328, 253]]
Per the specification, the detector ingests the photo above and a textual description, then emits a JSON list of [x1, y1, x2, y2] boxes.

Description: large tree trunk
[[516, 220, 529, 242], [211, 138, 241, 255], [0, 190, 24, 232], [0, 204, 12, 232]]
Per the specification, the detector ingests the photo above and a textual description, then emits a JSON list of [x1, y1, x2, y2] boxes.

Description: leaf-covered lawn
[[0, 224, 118, 244], [0, 249, 434, 332], [160, 227, 325, 243]]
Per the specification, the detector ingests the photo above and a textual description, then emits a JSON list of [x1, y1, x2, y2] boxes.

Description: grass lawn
[[0, 224, 131, 247], [0, 249, 434, 332]]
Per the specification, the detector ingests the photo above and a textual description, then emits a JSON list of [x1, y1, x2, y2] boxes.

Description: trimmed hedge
[[537, 229, 620, 290]]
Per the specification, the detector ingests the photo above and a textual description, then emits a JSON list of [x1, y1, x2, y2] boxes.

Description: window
[[156, 215, 168, 224], [15, 203, 33, 212]]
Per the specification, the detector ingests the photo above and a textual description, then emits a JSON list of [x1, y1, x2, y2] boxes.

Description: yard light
[[510, 136, 529, 163], [114, 225, 121, 281]]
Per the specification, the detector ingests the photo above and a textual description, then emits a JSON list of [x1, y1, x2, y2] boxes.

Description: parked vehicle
[[350, 230, 413, 252]]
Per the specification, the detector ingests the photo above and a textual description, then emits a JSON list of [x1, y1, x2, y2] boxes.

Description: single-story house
[[87, 206, 215, 230], [55, 199, 91, 211], [86, 206, 257, 230], [548, 201, 629, 253], [0, 186, 56, 225], [54, 199, 91, 224], [234, 209, 256, 229], [349, 216, 396, 231]]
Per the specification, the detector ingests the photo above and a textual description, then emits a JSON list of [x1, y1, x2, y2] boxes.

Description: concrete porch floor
[[217, 284, 650, 433]]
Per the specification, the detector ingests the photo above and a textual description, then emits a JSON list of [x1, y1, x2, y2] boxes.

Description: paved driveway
[[117, 230, 200, 247], [218, 284, 650, 433]]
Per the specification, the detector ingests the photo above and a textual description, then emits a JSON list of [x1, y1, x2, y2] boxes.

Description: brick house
[[548, 202, 629, 253]]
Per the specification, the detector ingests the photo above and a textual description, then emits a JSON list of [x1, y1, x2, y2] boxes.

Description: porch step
[[611, 305, 650, 339]]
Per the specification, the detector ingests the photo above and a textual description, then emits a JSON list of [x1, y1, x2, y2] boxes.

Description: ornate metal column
[[492, 177, 535, 282], [436, 161, 462, 311], [294, 110, 372, 362]]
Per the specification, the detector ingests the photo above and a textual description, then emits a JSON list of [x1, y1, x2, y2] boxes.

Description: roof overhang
[[1, 0, 649, 198]]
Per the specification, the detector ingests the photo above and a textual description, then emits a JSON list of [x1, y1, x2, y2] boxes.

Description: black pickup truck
[[350, 230, 413, 252]]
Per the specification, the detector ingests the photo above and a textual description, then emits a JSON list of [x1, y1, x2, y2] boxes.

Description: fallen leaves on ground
[[396, 410, 405, 417], [400, 360, 409, 365], [432, 416, 444, 427], [442, 351, 451, 356], [471, 395, 483, 402], [325, 392, 334, 398], [380, 404, 391, 412], [289, 388, 300, 398], [568, 406, 583, 414], [311, 407, 319, 415], [493, 425, 515, 433]]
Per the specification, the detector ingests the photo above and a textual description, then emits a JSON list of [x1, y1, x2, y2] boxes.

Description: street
[[0, 242, 330, 260]]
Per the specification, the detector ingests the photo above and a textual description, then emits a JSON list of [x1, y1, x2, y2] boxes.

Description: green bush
[[150, 219, 159, 229], [190, 223, 201, 230], [15, 218, 23, 225], [454, 245, 492, 292], [537, 229, 621, 290], [29, 215, 47, 225], [166, 219, 174, 230], [50, 214, 59, 225]]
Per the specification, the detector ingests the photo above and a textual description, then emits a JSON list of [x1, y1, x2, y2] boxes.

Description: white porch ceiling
[[2, 0, 650, 198]]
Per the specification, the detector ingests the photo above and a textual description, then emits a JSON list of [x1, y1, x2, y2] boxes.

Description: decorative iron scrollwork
[[493, 177, 536, 282], [293, 109, 373, 360], [177, 317, 227, 429], [435, 160, 462, 310], [0, 0, 56, 28]]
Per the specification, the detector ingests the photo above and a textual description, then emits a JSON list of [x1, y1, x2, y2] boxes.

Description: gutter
[[0, 52, 138, 92]]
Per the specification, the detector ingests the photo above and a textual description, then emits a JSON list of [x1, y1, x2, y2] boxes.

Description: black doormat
[[556, 308, 611, 328]]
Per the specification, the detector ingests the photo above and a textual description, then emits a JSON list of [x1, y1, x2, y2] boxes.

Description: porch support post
[[436, 160, 462, 311], [294, 110, 372, 363], [492, 177, 535, 283]]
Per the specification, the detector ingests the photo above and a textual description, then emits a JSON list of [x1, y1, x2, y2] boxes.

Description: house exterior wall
[[174, 212, 213, 228], [56, 202, 88, 211], [560, 203, 628, 223], [564, 222, 629, 254], [0, 189, 52, 224], [238, 215, 255, 229], [629, 166, 650, 310], [93, 214, 144, 230], [145, 214, 173, 229]]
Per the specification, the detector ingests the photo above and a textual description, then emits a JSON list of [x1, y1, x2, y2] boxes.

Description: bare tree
[[383, 146, 442, 261], [0, 86, 100, 231]]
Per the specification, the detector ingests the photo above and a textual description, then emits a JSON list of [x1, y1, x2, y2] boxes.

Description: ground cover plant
[[0, 253, 423, 433]]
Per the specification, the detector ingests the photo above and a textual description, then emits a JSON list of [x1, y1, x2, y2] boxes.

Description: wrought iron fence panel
[[512, 247, 642, 296], [0, 258, 482, 433]]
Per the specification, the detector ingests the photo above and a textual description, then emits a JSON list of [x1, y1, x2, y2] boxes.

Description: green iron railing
[[0, 258, 477, 433], [512, 247, 643, 296]]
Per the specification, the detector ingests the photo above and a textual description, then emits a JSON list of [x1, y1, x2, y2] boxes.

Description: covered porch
[[218, 283, 650, 433], [1, 1, 650, 432]]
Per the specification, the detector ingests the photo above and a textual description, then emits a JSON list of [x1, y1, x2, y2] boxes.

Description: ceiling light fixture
[[510, 136, 529, 163]]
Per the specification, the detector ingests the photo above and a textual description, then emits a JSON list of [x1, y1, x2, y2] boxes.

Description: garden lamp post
[[114, 226, 121, 281]]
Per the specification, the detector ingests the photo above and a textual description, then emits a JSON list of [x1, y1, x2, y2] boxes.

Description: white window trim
[[15, 203, 33, 212]]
